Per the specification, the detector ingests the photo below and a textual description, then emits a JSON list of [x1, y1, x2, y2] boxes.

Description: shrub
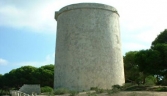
[[90, 87, 98, 90], [156, 87, 167, 91], [107, 85, 121, 94], [112, 84, 121, 89], [54, 88, 69, 95], [69, 90, 79, 96], [90, 87, 104, 94], [87, 92, 97, 96], [41, 86, 53, 93], [121, 83, 134, 90], [144, 75, 156, 86], [95, 88, 104, 94]]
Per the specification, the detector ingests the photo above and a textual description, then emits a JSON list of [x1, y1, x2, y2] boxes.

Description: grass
[[41, 86, 53, 93], [87, 92, 97, 96], [54, 88, 69, 95], [0, 89, 10, 95], [54, 88, 79, 96], [155, 87, 167, 91], [43, 84, 167, 96], [69, 90, 79, 96]]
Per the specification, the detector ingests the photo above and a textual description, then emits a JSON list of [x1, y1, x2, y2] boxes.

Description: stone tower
[[54, 3, 125, 91]]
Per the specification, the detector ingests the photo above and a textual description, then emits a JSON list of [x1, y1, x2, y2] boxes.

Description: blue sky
[[0, 0, 167, 74]]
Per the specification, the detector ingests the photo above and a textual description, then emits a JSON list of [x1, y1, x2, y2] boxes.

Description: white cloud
[[0, 58, 8, 65], [0, 0, 167, 53], [0, 1, 56, 33]]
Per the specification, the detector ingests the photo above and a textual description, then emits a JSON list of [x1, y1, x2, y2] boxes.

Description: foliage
[[0, 64, 54, 89], [135, 50, 161, 75], [121, 83, 135, 91], [107, 85, 121, 94], [112, 85, 121, 89], [145, 75, 156, 86], [90, 87, 104, 94], [151, 29, 167, 84], [0, 89, 10, 95], [124, 48, 163, 85], [123, 29, 167, 85], [35, 64, 54, 87], [41, 86, 53, 93], [151, 29, 167, 47], [87, 92, 97, 96], [47, 91, 54, 96], [95, 88, 104, 94], [54, 88, 69, 95], [69, 90, 79, 96], [123, 51, 141, 84], [155, 87, 167, 91], [90, 87, 98, 90], [152, 44, 167, 74]]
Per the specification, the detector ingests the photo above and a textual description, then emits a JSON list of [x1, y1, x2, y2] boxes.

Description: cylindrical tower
[[54, 3, 125, 91]]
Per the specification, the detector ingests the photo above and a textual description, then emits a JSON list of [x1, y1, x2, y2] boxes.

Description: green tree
[[151, 29, 167, 47], [124, 51, 140, 84], [35, 64, 54, 87], [151, 44, 167, 84], [136, 50, 161, 74], [13, 66, 38, 87], [0, 64, 54, 89], [0, 74, 3, 89], [135, 49, 161, 84], [151, 29, 167, 84], [152, 44, 167, 71]]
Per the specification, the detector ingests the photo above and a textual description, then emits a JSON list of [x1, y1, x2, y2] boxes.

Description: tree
[[135, 49, 162, 84], [151, 29, 167, 84], [13, 66, 38, 87], [35, 64, 54, 87], [0, 74, 3, 89], [124, 51, 140, 84], [152, 44, 167, 77], [0, 64, 54, 89], [152, 44, 167, 68], [136, 50, 161, 74], [151, 29, 167, 47]]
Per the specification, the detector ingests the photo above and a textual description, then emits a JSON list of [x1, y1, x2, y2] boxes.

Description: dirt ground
[[39, 91, 167, 96], [94, 91, 167, 96]]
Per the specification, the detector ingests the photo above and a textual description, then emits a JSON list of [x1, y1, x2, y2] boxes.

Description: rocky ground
[[39, 91, 167, 96]]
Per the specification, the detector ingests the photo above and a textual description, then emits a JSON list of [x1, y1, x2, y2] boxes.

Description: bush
[[54, 88, 69, 95], [156, 87, 167, 91], [90, 87, 104, 94], [107, 85, 121, 94], [41, 86, 53, 93], [87, 92, 97, 96], [112, 84, 121, 89], [121, 83, 134, 90], [69, 90, 79, 96], [95, 88, 104, 94], [90, 87, 98, 90], [144, 75, 156, 86]]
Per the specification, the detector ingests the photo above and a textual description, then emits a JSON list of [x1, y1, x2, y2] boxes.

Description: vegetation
[[54, 88, 69, 95], [0, 64, 54, 91], [69, 90, 79, 96], [87, 92, 97, 96], [124, 29, 167, 86], [53, 88, 78, 96], [1, 29, 167, 95], [41, 86, 53, 93]]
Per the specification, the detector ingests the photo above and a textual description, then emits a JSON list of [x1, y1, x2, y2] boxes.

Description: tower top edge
[[55, 3, 119, 20]]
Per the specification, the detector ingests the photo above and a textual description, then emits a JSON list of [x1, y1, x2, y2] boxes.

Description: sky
[[0, 0, 167, 75]]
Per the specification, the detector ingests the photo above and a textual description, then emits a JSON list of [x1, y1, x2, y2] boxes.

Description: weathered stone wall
[[54, 3, 125, 91], [19, 84, 41, 95]]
